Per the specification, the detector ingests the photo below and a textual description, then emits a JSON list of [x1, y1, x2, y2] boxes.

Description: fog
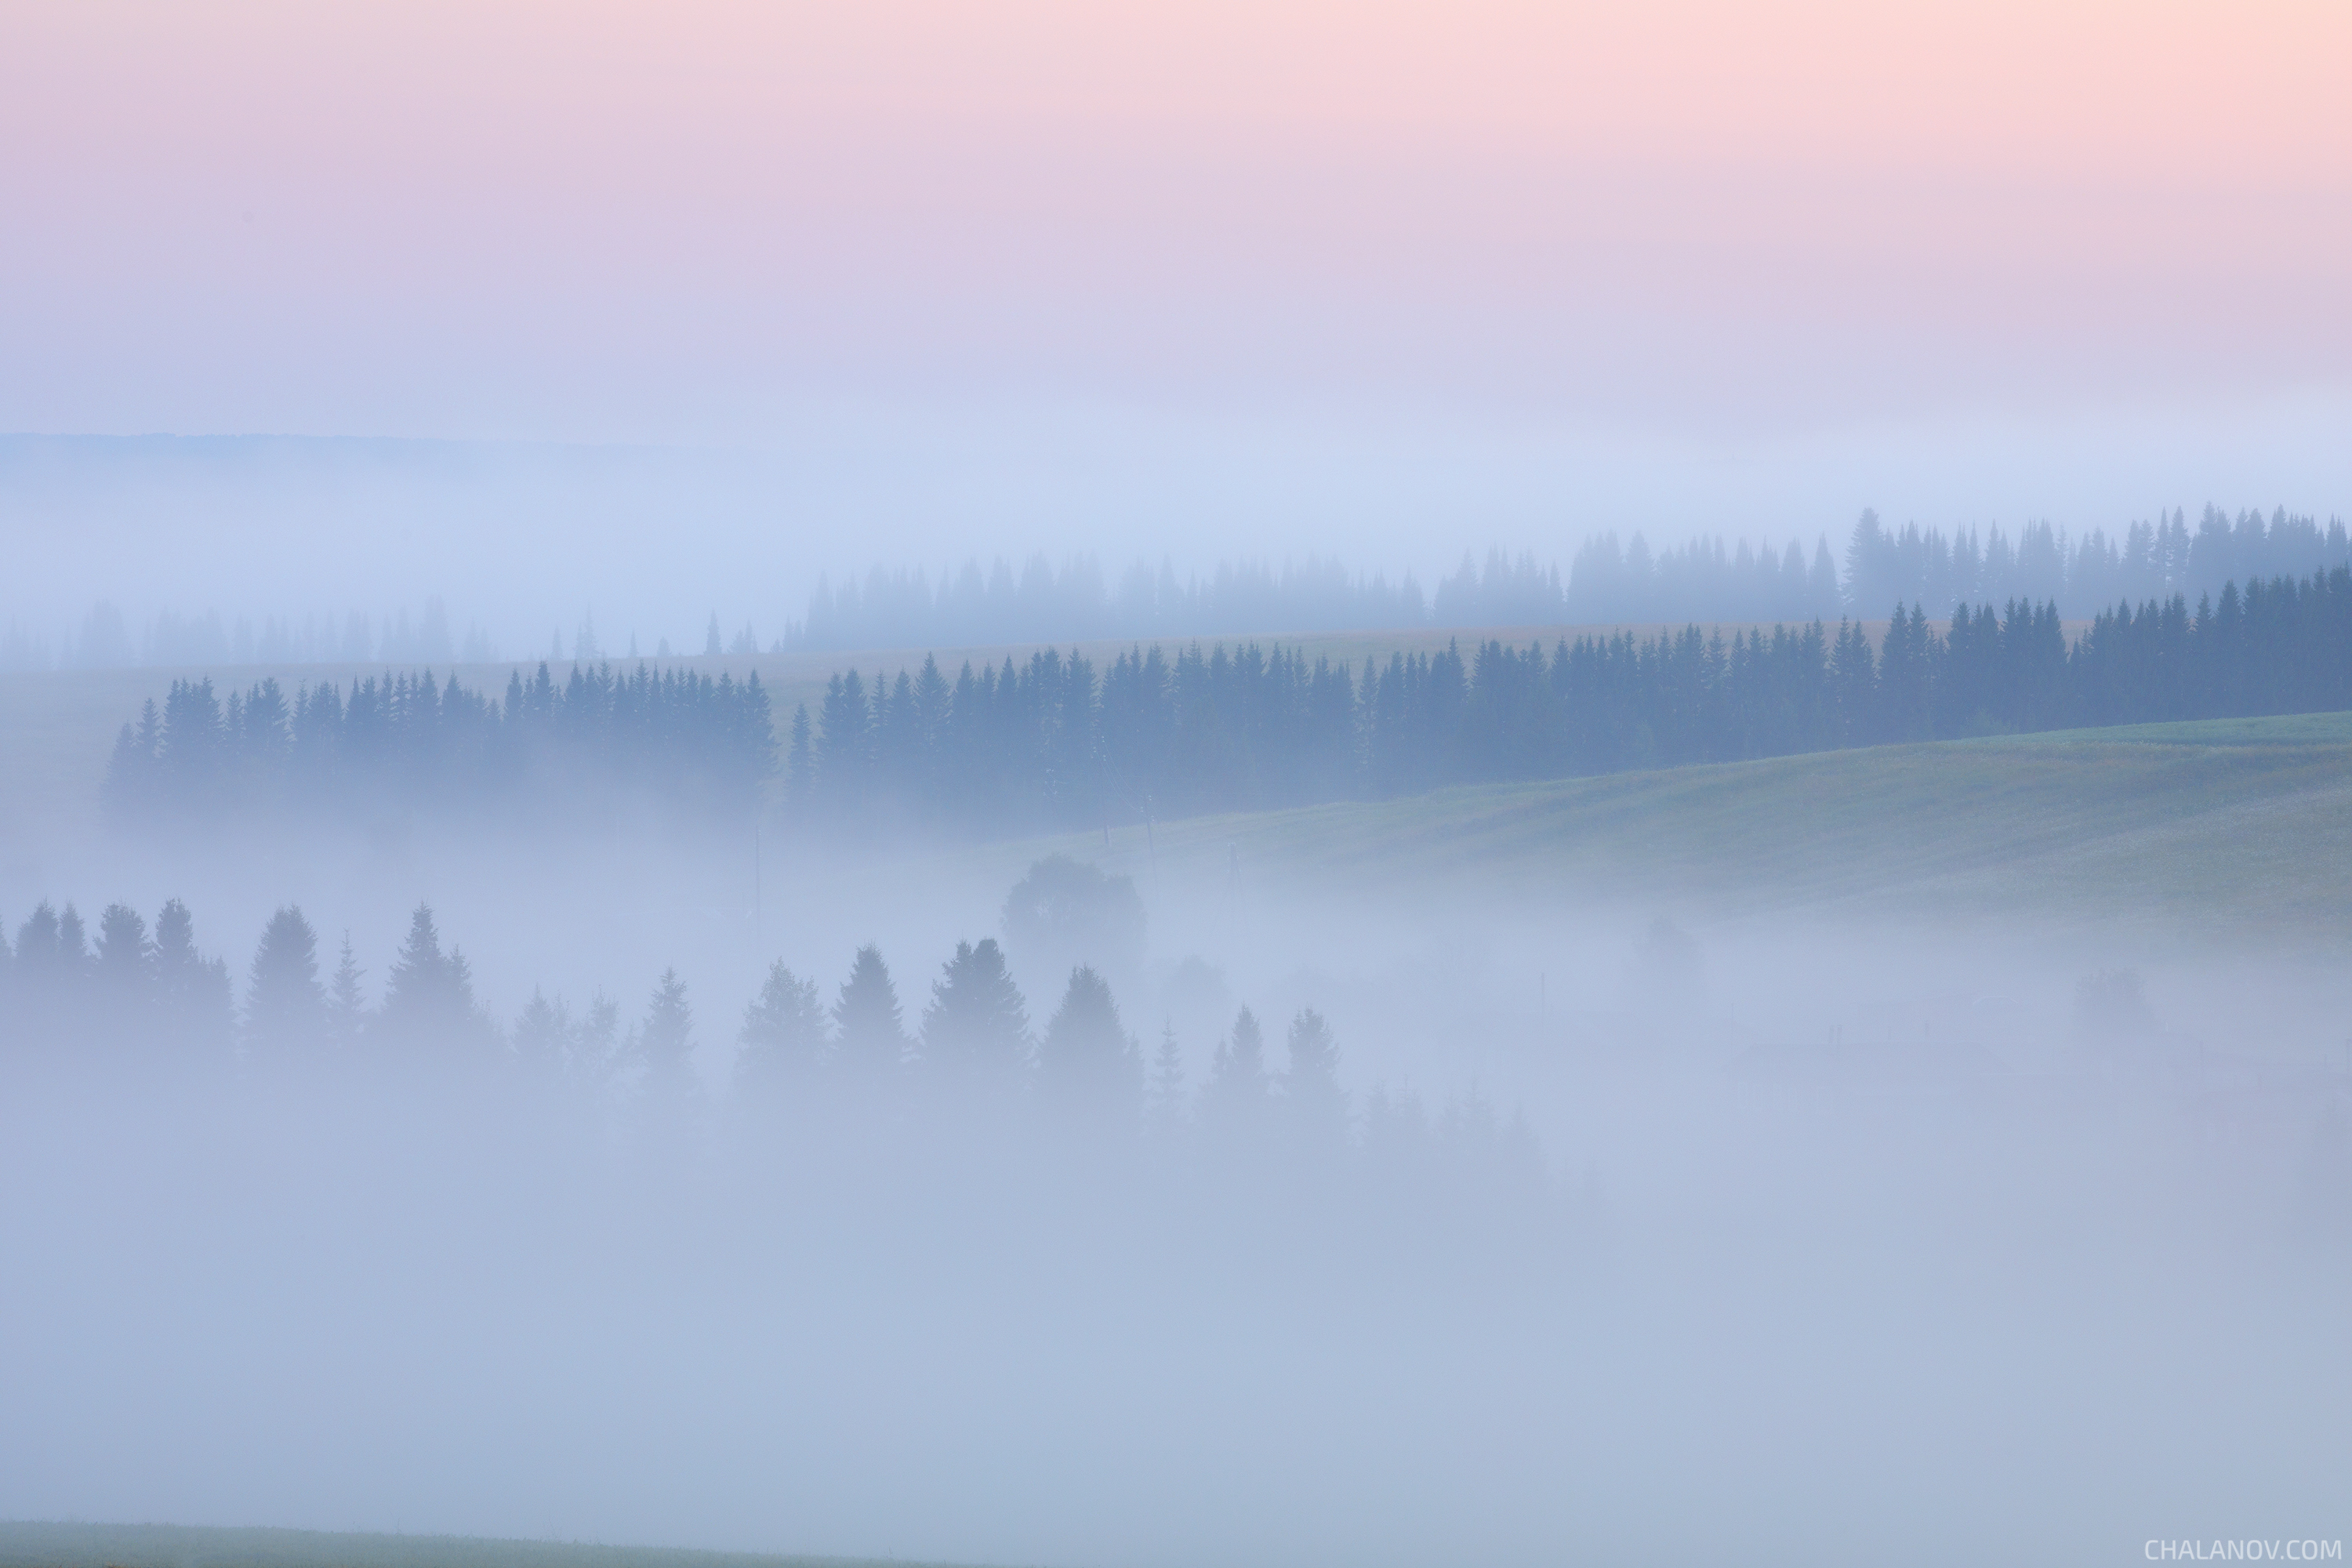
[[3, 799, 2347, 1566], [7, 1, 2350, 1559], [5, 393, 2349, 660]]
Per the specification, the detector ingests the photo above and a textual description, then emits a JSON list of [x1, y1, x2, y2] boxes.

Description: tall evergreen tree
[[93, 902, 154, 1045], [832, 944, 907, 1087], [918, 938, 1029, 1094], [245, 905, 328, 1074], [786, 703, 815, 809], [1036, 964, 1141, 1112], [634, 967, 698, 1104], [1281, 1007, 1347, 1145], [151, 898, 233, 1070], [1199, 1004, 1271, 1139], [379, 902, 483, 1059], [736, 960, 828, 1099], [1146, 1018, 1186, 1135], [325, 932, 368, 1049], [9, 902, 71, 1044], [513, 988, 572, 1084]]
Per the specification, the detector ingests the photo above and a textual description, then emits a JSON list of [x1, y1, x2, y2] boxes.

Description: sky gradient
[[3, 1, 2347, 630]]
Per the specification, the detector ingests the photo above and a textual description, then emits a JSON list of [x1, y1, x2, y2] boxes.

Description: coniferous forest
[[0, 883, 1544, 1202], [104, 662, 774, 823], [104, 567, 2352, 836]]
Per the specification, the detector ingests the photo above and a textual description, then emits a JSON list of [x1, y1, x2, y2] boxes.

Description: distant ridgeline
[[781, 506, 2343, 650], [103, 568, 2352, 834], [104, 662, 773, 823]]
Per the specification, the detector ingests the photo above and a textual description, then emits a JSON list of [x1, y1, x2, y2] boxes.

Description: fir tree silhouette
[[919, 938, 1029, 1094], [1281, 1007, 1347, 1147], [832, 945, 907, 1088], [633, 967, 697, 1105], [1146, 1019, 1186, 1135], [736, 960, 829, 1101], [245, 906, 328, 1076], [1037, 965, 1141, 1112]]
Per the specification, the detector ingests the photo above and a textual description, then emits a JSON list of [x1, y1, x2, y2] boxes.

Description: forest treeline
[[104, 660, 773, 821], [0, 881, 1541, 1190], [789, 566, 2352, 829], [784, 504, 2343, 649], [27, 505, 2340, 672], [106, 565, 2352, 833]]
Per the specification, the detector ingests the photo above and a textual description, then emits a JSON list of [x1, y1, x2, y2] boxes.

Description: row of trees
[[0, 895, 1454, 1163], [5, 597, 485, 673], [19, 506, 2340, 673], [99, 567, 2352, 836], [777, 506, 2341, 651], [104, 661, 774, 821], [789, 568, 2352, 826]]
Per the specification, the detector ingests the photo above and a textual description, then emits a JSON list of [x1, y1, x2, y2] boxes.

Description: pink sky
[[5, 0, 2345, 442]]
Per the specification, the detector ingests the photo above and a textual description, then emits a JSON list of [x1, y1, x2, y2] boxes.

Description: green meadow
[[1040, 711, 2352, 941]]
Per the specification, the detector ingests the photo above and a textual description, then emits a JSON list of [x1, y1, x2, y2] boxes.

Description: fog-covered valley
[[5, 778, 2347, 1566]]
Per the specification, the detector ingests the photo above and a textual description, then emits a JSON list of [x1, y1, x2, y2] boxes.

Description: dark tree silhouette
[[1281, 1007, 1346, 1145], [93, 902, 154, 1042], [736, 960, 828, 1100], [1200, 1005, 1271, 1142], [634, 967, 697, 1105], [918, 938, 1029, 1094], [832, 945, 907, 1087], [326, 932, 367, 1049], [1146, 1019, 1186, 1135], [151, 898, 232, 1070], [245, 906, 328, 1075], [1036, 965, 1140, 1112], [379, 902, 485, 1064]]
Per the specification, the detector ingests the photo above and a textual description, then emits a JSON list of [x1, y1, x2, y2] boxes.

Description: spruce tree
[[1281, 1007, 1347, 1147], [513, 988, 571, 1083], [786, 704, 814, 810], [1199, 1004, 1271, 1143], [634, 967, 697, 1103], [1146, 1019, 1186, 1135], [151, 898, 234, 1070], [326, 933, 367, 1049], [736, 960, 828, 1098], [571, 993, 622, 1092], [93, 903, 154, 1047], [832, 944, 907, 1087], [9, 902, 67, 1044], [918, 938, 1029, 1093], [245, 906, 328, 1075], [379, 902, 483, 1058], [1036, 965, 1140, 1112]]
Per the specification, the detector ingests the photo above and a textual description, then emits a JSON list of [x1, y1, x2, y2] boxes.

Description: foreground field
[[1051, 711, 2352, 943], [0, 1523, 979, 1568]]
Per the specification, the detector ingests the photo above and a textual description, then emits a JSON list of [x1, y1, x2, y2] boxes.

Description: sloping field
[[1078, 713, 2352, 941], [0, 1523, 978, 1568]]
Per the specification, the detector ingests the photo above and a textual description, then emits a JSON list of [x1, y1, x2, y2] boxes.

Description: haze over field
[[2, 3, 2348, 1566]]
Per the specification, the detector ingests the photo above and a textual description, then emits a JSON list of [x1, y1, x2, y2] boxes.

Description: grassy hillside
[[1051, 712, 2352, 941], [0, 1523, 984, 1568]]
